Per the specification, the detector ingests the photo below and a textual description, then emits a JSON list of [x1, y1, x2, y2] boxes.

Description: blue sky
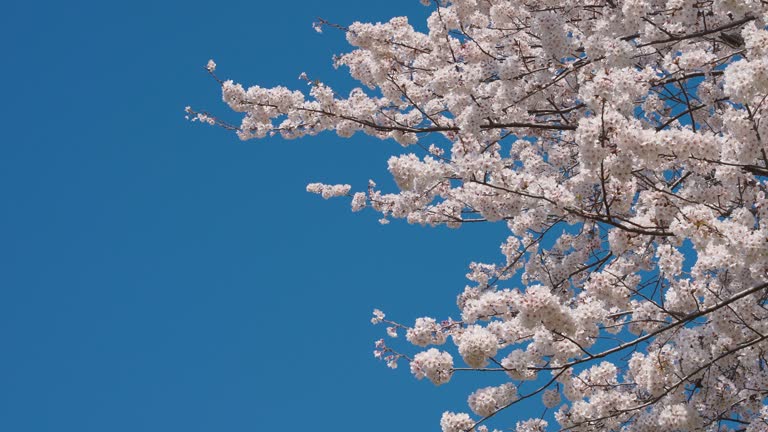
[[0, 1, 545, 431]]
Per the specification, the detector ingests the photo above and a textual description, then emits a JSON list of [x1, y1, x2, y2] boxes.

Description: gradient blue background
[[0, 1, 548, 431]]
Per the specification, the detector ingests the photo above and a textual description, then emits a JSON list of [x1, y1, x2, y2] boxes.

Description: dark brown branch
[[637, 15, 755, 47]]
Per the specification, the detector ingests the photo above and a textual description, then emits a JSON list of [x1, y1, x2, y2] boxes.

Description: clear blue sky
[[0, 1, 542, 431]]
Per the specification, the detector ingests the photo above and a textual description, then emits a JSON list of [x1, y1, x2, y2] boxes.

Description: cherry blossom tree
[[190, 0, 768, 430]]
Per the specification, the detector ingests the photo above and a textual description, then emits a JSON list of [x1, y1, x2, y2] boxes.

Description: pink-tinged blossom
[[411, 348, 453, 386], [370, 309, 385, 325], [306, 183, 351, 199], [406, 317, 447, 346], [514, 419, 548, 432], [541, 389, 561, 409], [440, 411, 475, 432], [455, 325, 499, 368], [467, 383, 517, 417]]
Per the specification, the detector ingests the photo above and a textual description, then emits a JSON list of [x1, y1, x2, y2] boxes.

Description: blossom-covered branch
[[193, 0, 768, 430]]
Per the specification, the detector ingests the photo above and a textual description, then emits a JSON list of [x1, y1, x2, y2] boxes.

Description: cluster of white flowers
[[440, 412, 475, 432], [196, 0, 768, 430], [517, 285, 575, 333], [455, 325, 499, 368], [370, 308, 385, 324], [387, 154, 451, 194], [724, 57, 768, 104], [305, 183, 351, 199], [541, 389, 561, 409], [500, 349, 537, 381], [185, 107, 217, 125], [406, 317, 448, 346], [350, 192, 367, 212], [655, 243, 684, 277], [467, 383, 518, 417], [411, 348, 454, 385], [514, 419, 548, 432]]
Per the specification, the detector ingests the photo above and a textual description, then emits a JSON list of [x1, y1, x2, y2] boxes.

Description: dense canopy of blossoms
[[192, 0, 768, 430]]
